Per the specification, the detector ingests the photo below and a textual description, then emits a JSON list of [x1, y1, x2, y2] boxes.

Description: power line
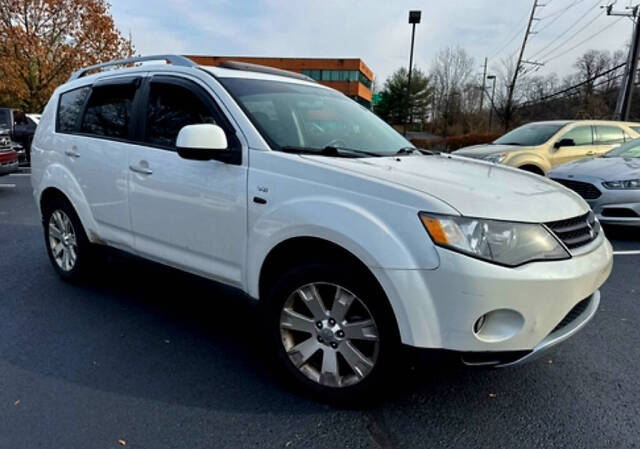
[[535, 0, 587, 33], [536, 11, 606, 60], [521, 62, 626, 106], [543, 16, 625, 63], [529, 0, 604, 59]]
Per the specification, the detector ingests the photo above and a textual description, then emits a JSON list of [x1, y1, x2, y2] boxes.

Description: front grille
[[0, 136, 10, 149], [545, 211, 600, 250], [551, 296, 592, 334], [551, 178, 601, 200]]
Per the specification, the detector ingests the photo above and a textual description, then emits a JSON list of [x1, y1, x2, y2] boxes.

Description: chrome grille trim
[[545, 211, 600, 251]]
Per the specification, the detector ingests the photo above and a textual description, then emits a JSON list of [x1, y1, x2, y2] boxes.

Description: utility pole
[[487, 75, 497, 130], [404, 10, 421, 136], [505, 0, 544, 129], [480, 57, 488, 111], [607, 4, 640, 120]]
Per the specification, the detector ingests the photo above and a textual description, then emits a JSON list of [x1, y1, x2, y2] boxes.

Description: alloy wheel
[[48, 210, 78, 272], [279, 282, 380, 388]]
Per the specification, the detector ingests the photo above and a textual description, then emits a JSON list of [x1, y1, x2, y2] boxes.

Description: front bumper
[[372, 236, 612, 353], [0, 159, 18, 176]]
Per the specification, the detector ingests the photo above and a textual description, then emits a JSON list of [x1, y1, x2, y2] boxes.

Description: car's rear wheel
[[264, 262, 398, 402], [43, 197, 99, 282]]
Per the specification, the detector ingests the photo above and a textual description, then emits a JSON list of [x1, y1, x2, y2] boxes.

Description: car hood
[[454, 144, 532, 158], [549, 157, 640, 181], [303, 154, 588, 222]]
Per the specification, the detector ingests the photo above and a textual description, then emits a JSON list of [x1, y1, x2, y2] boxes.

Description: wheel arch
[[35, 165, 101, 244], [518, 164, 546, 175], [257, 236, 405, 342]]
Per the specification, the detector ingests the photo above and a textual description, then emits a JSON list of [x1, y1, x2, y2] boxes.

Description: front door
[[551, 125, 595, 166], [127, 75, 247, 286]]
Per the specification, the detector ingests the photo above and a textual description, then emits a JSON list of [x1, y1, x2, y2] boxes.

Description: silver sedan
[[548, 138, 640, 226]]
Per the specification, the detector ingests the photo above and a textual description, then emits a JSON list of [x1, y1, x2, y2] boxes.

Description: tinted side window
[[80, 84, 137, 139], [559, 126, 593, 146], [596, 126, 625, 145], [57, 87, 90, 133], [145, 82, 217, 148]]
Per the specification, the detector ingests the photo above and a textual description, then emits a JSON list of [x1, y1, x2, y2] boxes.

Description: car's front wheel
[[265, 262, 398, 401]]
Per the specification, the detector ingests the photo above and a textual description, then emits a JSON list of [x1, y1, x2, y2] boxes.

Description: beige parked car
[[455, 120, 640, 175]]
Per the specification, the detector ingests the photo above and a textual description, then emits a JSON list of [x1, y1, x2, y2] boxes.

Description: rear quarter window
[[56, 87, 91, 133]]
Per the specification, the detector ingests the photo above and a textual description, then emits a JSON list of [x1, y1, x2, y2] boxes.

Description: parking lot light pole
[[404, 10, 421, 136], [487, 75, 496, 131]]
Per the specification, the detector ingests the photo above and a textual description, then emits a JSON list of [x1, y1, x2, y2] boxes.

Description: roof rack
[[68, 54, 197, 81], [217, 60, 316, 82]]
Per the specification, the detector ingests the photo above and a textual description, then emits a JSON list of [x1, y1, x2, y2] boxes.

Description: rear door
[[56, 78, 142, 250], [550, 124, 595, 166], [127, 75, 247, 285], [593, 125, 626, 156]]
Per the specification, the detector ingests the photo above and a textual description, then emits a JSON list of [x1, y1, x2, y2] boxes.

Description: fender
[[246, 196, 441, 340], [507, 152, 550, 173], [35, 162, 102, 244]]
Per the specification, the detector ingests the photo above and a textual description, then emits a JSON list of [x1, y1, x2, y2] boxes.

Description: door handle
[[586, 151, 595, 156], [64, 149, 80, 158], [129, 164, 153, 175]]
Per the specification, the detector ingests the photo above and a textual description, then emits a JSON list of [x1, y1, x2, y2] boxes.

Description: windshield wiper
[[395, 147, 440, 155], [281, 145, 380, 158], [495, 142, 522, 146]]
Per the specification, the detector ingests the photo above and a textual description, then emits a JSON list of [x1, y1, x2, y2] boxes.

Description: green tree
[[373, 67, 431, 128]]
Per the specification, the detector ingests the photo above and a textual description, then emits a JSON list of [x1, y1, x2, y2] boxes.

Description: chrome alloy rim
[[48, 210, 77, 272], [280, 282, 379, 388]]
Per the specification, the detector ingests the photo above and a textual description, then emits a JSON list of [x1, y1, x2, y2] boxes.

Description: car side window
[[144, 81, 218, 148], [558, 126, 592, 146], [80, 83, 137, 139], [57, 87, 91, 133], [595, 126, 625, 145]]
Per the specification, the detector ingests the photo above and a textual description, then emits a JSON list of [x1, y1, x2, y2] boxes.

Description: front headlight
[[483, 153, 507, 164], [419, 213, 570, 267], [602, 179, 640, 190]]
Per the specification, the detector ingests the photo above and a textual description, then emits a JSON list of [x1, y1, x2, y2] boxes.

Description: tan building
[[185, 56, 373, 107]]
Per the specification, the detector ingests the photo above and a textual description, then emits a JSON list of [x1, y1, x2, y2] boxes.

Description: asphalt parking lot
[[1, 173, 639, 449]]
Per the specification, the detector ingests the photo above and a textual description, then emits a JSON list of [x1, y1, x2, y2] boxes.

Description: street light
[[487, 75, 497, 131], [404, 10, 421, 136]]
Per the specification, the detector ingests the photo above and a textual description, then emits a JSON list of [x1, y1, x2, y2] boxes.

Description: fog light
[[474, 314, 487, 334], [472, 309, 524, 343]]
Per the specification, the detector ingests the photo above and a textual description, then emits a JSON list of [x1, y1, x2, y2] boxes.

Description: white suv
[[32, 55, 613, 400]]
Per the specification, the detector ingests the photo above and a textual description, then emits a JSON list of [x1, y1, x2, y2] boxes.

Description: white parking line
[[0, 184, 16, 188], [613, 250, 640, 256], [9, 173, 30, 177]]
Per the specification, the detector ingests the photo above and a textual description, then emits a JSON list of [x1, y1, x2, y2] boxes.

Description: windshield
[[493, 123, 565, 146], [219, 77, 412, 156], [603, 138, 640, 158], [0, 109, 11, 128]]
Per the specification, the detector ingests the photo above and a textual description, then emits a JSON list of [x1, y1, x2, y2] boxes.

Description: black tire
[[42, 196, 99, 282], [263, 262, 400, 403], [25, 136, 33, 166], [519, 165, 545, 176]]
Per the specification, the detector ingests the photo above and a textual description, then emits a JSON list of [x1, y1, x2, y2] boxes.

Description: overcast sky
[[109, 0, 633, 86]]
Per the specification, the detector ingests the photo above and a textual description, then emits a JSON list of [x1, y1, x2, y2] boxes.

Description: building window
[[302, 69, 371, 88]]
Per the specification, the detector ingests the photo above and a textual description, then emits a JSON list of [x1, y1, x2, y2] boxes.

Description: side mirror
[[176, 124, 229, 161], [554, 138, 575, 149]]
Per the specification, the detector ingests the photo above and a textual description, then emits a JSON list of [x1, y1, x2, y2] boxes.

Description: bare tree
[[430, 46, 475, 135]]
